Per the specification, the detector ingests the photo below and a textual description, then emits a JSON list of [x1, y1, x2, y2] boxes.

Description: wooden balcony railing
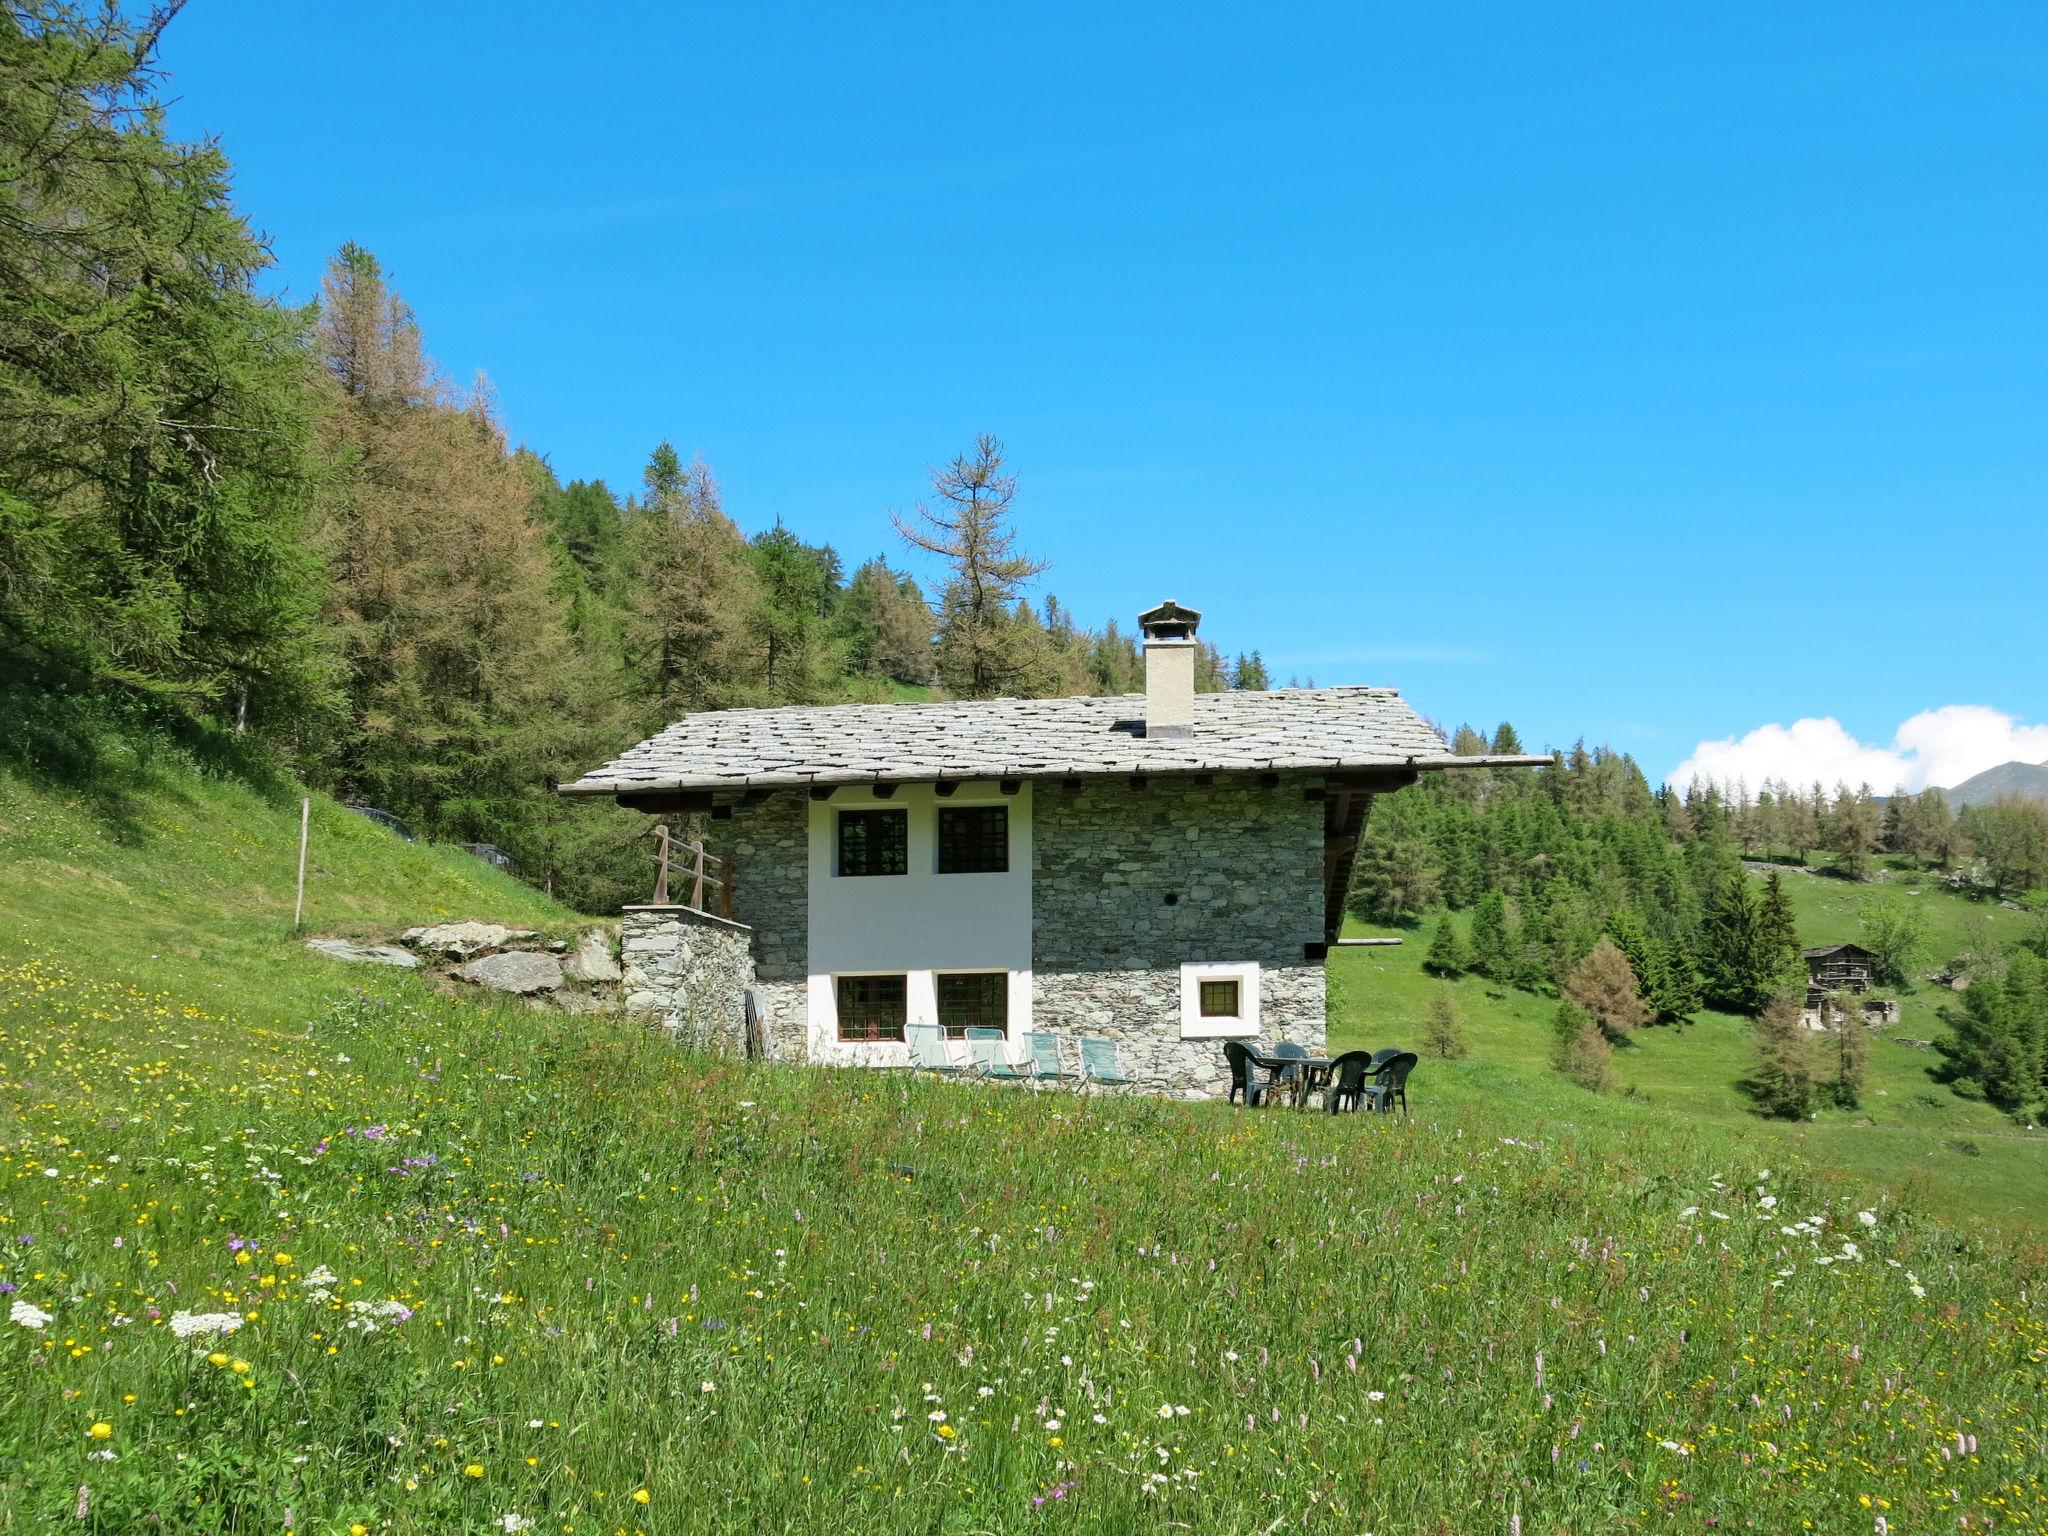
[[649, 824, 733, 919]]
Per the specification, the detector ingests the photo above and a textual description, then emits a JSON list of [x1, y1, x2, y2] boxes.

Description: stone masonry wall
[[1033, 775, 1326, 1099], [620, 907, 756, 1054], [723, 789, 809, 1060]]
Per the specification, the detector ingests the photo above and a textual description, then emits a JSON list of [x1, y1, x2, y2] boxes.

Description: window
[[937, 804, 1008, 874], [936, 972, 1008, 1039], [836, 974, 907, 1042], [837, 809, 907, 876], [1180, 961, 1261, 1038]]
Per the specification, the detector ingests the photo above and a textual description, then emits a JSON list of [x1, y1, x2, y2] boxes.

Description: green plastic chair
[[1026, 1032, 1075, 1084], [966, 1026, 1028, 1082], [905, 1022, 961, 1075], [1321, 1049, 1376, 1114], [1077, 1036, 1132, 1090]]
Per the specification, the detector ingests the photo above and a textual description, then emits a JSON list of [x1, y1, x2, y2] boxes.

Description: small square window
[[1199, 979, 1242, 1018], [936, 972, 1008, 1039], [937, 805, 1008, 874], [836, 975, 907, 1042], [838, 809, 907, 876]]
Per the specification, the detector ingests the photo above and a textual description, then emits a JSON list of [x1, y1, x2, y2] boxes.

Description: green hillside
[[1333, 868, 2048, 1228], [3, 749, 2046, 1530]]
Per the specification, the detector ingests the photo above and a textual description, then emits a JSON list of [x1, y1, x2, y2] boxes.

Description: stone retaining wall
[[620, 906, 756, 1055], [1032, 774, 1326, 1099]]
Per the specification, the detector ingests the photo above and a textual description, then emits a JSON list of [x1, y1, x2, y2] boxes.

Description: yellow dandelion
[[632, 1489, 650, 1505], [464, 1463, 485, 1479], [88, 1422, 112, 1440]]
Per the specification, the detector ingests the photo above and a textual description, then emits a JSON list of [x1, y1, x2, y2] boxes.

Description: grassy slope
[[0, 751, 2044, 1530], [1331, 870, 2048, 1229], [0, 738, 593, 1026]]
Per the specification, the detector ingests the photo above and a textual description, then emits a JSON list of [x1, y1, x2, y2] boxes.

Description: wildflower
[[207, 1351, 230, 1367], [9, 1300, 53, 1330], [1857, 1210, 1877, 1227], [936, 1424, 957, 1440], [465, 1463, 485, 1478], [228, 1359, 250, 1375], [88, 1422, 112, 1440], [168, 1310, 242, 1339], [498, 1517, 534, 1534], [632, 1489, 650, 1505], [700, 1381, 716, 1394]]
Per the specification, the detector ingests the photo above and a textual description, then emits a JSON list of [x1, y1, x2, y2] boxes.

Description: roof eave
[[555, 751, 1556, 799]]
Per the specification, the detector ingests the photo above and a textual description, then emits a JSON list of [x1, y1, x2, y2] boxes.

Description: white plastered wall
[[804, 781, 1033, 1066]]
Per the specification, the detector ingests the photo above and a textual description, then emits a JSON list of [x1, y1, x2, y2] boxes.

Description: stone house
[[558, 601, 1541, 1098]]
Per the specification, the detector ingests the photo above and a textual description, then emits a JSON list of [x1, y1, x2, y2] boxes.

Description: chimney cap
[[1138, 599, 1201, 641]]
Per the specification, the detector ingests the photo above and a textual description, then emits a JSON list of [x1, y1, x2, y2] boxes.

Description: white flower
[[169, 1310, 243, 1339], [302, 1266, 338, 1287], [1757, 1194, 1778, 1210], [700, 1381, 716, 1394], [9, 1300, 53, 1330], [1678, 1206, 1699, 1218], [1367, 1390, 1386, 1402], [498, 1515, 534, 1534], [1044, 1419, 1063, 1432], [1857, 1210, 1878, 1228], [928, 1410, 947, 1423]]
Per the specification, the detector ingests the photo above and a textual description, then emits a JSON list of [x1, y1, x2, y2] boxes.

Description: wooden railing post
[[652, 824, 671, 904], [690, 840, 706, 912]]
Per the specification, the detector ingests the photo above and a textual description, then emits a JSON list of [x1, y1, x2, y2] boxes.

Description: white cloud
[[1667, 705, 2048, 795]]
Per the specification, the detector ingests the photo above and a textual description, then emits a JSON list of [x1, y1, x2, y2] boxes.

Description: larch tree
[[625, 445, 764, 720], [893, 435, 1049, 698], [1750, 993, 1822, 1119], [1560, 937, 1650, 1039]]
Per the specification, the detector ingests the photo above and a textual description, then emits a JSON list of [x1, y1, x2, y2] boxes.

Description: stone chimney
[[1138, 599, 1201, 739]]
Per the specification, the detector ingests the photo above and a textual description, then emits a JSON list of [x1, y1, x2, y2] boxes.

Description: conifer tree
[[1423, 915, 1464, 977], [1750, 994, 1822, 1118], [625, 446, 763, 718], [1561, 937, 1650, 1039], [894, 435, 1049, 698], [1700, 868, 1800, 1015], [1825, 1002, 1870, 1108], [1424, 989, 1468, 1060], [1549, 1001, 1612, 1092], [1466, 892, 1516, 980]]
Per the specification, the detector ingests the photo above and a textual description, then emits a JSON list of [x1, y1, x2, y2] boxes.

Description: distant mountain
[[1943, 760, 2048, 809]]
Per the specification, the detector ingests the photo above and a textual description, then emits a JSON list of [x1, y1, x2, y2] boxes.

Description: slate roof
[[1801, 943, 1876, 960], [561, 686, 1547, 796]]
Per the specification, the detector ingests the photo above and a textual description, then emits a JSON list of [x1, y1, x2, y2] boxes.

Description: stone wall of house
[[1032, 774, 1326, 1099], [620, 906, 756, 1054], [723, 789, 809, 1060]]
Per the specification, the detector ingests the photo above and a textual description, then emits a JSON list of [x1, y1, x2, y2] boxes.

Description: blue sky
[[157, 3, 2047, 786]]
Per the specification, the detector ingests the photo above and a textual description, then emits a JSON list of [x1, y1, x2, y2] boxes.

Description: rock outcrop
[[401, 921, 537, 959], [457, 950, 564, 995], [563, 929, 622, 984], [305, 939, 419, 969]]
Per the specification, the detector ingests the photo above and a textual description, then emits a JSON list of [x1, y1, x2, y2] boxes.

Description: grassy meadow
[[2, 743, 2045, 1532], [1331, 871, 2048, 1231]]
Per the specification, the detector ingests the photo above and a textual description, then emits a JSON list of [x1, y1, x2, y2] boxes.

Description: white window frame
[[1179, 960, 1260, 1038]]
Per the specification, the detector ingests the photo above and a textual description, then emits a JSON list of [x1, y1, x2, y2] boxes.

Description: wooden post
[[689, 841, 706, 912], [652, 824, 671, 904], [292, 797, 310, 930]]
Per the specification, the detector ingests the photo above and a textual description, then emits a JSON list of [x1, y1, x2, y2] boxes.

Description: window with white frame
[[1179, 961, 1260, 1038]]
